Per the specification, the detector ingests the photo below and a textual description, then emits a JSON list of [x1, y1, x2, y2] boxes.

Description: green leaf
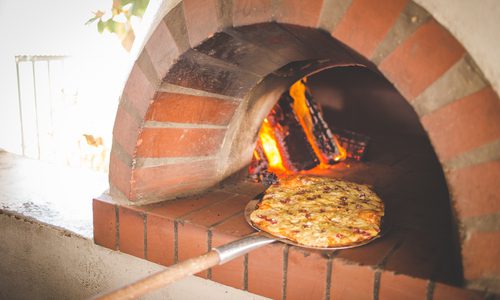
[[113, 22, 127, 35], [87, 0, 150, 49], [130, 0, 150, 17], [85, 16, 100, 25], [97, 20, 105, 33], [105, 19, 117, 33]]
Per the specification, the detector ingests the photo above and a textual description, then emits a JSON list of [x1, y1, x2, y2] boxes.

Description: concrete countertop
[[0, 149, 268, 300], [0, 150, 107, 238]]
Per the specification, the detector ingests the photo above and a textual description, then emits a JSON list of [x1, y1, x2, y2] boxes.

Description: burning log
[[267, 93, 319, 172], [290, 80, 346, 165], [249, 139, 269, 179], [334, 128, 370, 161], [249, 78, 358, 180]]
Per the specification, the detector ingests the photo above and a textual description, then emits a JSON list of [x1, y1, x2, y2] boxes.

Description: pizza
[[249, 175, 384, 247]]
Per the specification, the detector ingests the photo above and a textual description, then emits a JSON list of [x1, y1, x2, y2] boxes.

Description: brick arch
[[109, 0, 500, 286]]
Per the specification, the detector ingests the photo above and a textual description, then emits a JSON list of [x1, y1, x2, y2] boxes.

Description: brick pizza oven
[[93, 0, 500, 298]]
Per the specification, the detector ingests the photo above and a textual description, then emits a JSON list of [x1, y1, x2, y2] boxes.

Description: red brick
[[330, 259, 375, 300], [146, 92, 238, 125], [332, 0, 407, 58], [133, 159, 217, 197], [379, 271, 427, 300], [274, 0, 323, 27], [379, 19, 465, 99], [212, 211, 254, 238], [462, 231, 500, 280], [248, 243, 284, 300], [112, 105, 141, 157], [108, 150, 132, 199], [286, 247, 329, 300], [210, 213, 255, 289], [421, 87, 500, 162], [145, 20, 179, 79], [146, 214, 175, 266], [136, 127, 226, 158], [145, 190, 235, 220], [119, 206, 146, 258], [448, 161, 500, 219], [177, 222, 209, 277], [182, 194, 251, 227], [183, 0, 219, 47], [123, 64, 156, 118], [232, 0, 272, 26], [93, 198, 117, 249], [211, 231, 246, 289], [433, 282, 484, 300]]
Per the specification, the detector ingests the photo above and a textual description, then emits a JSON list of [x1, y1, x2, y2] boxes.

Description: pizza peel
[[93, 191, 388, 300]]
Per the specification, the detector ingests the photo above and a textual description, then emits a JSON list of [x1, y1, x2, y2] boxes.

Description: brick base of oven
[[93, 180, 485, 300]]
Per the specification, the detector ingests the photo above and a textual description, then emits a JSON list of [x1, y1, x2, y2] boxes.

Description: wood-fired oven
[[93, 0, 500, 298]]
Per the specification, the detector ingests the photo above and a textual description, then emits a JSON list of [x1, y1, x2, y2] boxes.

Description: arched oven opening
[[246, 64, 462, 287]]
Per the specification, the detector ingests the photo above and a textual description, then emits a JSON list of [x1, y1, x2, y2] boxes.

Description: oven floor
[[300, 134, 462, 285]]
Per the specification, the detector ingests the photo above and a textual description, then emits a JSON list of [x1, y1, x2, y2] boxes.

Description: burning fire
[[252, 78, 347, 176], [258, 118, 286, 172], [289, 79, 346, 165]]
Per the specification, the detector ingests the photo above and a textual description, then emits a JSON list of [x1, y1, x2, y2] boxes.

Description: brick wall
[[94, 176, 486, 299]]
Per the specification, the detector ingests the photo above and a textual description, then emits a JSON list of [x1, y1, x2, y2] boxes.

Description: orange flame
[[259, 118, 286, 173], [289, 79, 346, 165], [256, 78, 346, 175]]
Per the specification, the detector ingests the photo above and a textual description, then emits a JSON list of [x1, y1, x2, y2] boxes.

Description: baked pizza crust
[[249, 175, 384, 247]]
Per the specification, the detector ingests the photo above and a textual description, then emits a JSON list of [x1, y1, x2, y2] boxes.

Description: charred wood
[[303, 86, 343, 164], [269, 93, 319, 171], [249, 139, 269, 179]]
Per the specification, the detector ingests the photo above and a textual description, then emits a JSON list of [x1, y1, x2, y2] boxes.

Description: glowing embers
[[249, 79, 347, 178]]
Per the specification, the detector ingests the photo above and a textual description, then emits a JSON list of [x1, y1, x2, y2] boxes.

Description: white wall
[[0, 0, 130, 154], [415, 0, 500, 95]]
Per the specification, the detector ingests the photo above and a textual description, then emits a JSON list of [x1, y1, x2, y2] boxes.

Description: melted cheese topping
[[250, 175, 384, 247]]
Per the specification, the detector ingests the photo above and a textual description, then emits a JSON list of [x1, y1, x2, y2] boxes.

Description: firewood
[[268, 93, 319, 171], [249, 139, 269, 179], [302, 86, 344, 163]]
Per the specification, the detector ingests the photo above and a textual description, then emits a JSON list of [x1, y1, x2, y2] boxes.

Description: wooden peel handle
[[93, 251, 220, 300], [92, 233, 275, 299]]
